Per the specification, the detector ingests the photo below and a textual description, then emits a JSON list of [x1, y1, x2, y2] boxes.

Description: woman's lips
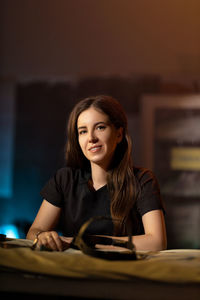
[[89, 145, 102, 153]]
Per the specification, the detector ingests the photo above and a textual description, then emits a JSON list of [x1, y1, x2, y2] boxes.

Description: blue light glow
[[0, 86, 15, 198], [0, 224, 19, 238]]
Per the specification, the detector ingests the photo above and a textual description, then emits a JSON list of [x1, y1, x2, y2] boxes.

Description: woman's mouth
[[89, 145, 102, 153]]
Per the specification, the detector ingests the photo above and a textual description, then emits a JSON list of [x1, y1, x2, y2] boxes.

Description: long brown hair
[[65, 95, 138, 235]]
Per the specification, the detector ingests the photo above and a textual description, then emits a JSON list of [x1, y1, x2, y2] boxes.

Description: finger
[[46, 235, 59, 251], [60, 236, 73, 244], [37, 233, 47, 247], [60, 236, 72, 250], [51, 231, 63, 251]]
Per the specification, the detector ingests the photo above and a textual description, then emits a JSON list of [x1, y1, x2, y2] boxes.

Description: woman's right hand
[[36, 231, 70, 251], [27, 200, 73, 251]]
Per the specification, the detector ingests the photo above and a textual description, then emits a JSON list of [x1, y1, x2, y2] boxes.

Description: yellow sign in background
[[171, 147, 200, 171]]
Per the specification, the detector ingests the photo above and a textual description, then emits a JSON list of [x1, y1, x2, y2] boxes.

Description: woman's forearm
[[26, 227, 44, 240], [132, 234, 167, 251], [113, 234, 167, 251]]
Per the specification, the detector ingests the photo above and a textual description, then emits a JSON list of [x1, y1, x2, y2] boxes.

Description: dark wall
[[13, 83, 73, 223], [1, 1, 200, 79]]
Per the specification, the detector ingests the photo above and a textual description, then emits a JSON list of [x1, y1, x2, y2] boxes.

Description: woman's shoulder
[[55, 166, 90, 183], [133, 166, 158, 185], [40, 167, 90, 205], [133, 166, 163, 216]]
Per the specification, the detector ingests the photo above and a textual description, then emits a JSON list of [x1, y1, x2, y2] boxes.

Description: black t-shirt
[[40, 167, 164, 237]]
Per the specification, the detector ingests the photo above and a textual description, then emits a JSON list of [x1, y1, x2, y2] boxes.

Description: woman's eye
[[79, 130, 87, 135], [97, 125, 106, 130]]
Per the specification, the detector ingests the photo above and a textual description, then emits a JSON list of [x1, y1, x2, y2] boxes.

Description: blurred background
[[0, 0, 200, 248]]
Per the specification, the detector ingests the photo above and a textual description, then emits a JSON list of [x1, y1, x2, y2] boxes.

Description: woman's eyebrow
[[77, 121, 107, 130], [77, 125, 87, 130], [94, 121, 107, 126]]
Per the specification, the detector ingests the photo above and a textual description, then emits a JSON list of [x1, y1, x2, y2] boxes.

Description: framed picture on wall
[[141, 94, 200, 198]]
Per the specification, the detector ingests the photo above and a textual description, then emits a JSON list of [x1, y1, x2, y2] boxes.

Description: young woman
[[27, 95, 167, 251]]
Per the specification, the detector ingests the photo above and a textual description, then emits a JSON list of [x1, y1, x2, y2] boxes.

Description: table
[[0, 239, 200, 299]]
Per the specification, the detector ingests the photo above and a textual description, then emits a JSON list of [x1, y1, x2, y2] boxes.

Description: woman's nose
[[88, 131, 98, 143]]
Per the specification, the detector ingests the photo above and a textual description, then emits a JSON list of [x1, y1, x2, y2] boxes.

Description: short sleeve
[[40, 168, 69, 207], [136, 169, 164, 216]]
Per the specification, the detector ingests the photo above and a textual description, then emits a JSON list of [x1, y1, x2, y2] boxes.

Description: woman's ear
[[117, 127, 123, 143]]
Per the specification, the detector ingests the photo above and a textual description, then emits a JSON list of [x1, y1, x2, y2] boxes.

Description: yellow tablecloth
[[0, 239, 200, 284]]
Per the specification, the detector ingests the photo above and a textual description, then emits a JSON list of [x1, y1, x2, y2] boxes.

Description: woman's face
[[77, 107, 123, 170]]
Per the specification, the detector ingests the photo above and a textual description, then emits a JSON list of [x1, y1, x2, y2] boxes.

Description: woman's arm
[[131, 209, 167, 251], [26, 199, 65, 251], [99, 210, 167, 252], [115, 209, 167, 251]]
